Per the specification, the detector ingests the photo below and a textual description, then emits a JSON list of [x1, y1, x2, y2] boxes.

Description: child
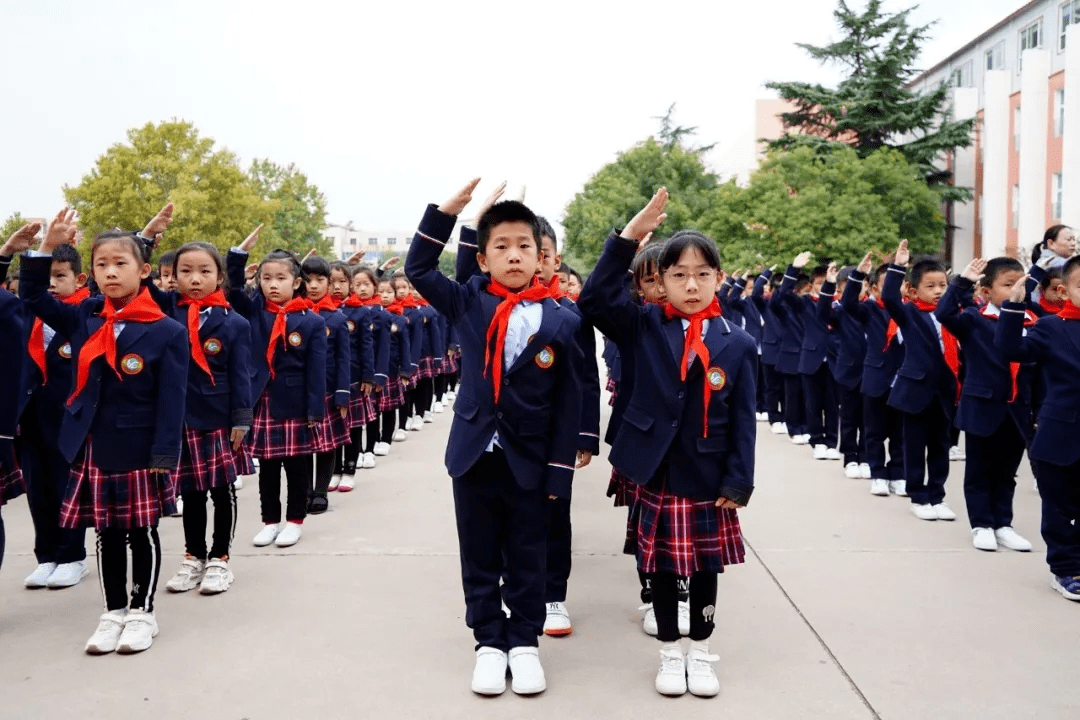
[[565, 267, 582, 300], [21, 209, 188, 655], [1029, 261, 1066, 316], [157, 250, 177, 291], [935, 257, 1033, 552], [379, 277, 413, 445], [752, 269, 787, 433], [0, 282, 27, 574], [303, 256, 352, 513], [769, 264, 810, 445], [996, 256, 1080, 600], [157, 242, 253, 593], [405, 180, 583, 696], [580, 188, 754, 698], [332, 263, 380, 485], [821, 266, 869, 479], [883, 240, 958, 521], [227, 230, 327, 548], [392, 273, 424, 432], [727, 270, 768, 421]]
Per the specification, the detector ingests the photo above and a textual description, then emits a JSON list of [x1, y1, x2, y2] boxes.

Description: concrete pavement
[[0, 399, 1075, 720]]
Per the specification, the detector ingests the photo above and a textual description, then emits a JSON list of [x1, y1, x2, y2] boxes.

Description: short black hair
[[1062, 255, 1080, 286], [301, 255, 331, 279], [1039, 265, 1064, 291], [657, 230, 721, 273], [979, 257, 1024, 288], [872, 263, 890, 285], [51, 244, 82, 274], [631, 242, 663, 291], [793, 274, 811, 293], [810, 265, 828, 282], [174, 242, 229, 292], [477, 201, 541, 254], [536, 216, 558, 253], [158, 250, 177, 270], [91, 230, 145, 267], [258, 249, 307, 297], [837, 266, 855, 285], [909, 258, 947, 288], [329, 260, 354, 280]]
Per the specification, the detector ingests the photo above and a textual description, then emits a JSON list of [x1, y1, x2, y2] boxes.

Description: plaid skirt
[[417, 356, 435, 379], [314, 394, 351, 452], [606, 466, 636, 508], [444, 351, 460, 375], [247, 392, 319, 460], [0, 459, 25, 507], [175, 427, 238, 493], [607, 378, 618, 407], [348, 383, 377, 428], [378, 377, 407, 411], [626, 481, 745, 576], [235, 443, 255, 476], [60, 440, 177, 530]]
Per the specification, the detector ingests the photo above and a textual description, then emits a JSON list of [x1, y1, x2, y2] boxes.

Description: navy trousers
[[901, 400, 952, 506], [1033, 459, 1080, 577], [781, 371, 807, 437], [545, 497, 572, 603], [838, 383, 864, 465], [802, 364, 839, 448], [762, 362, 785, 424], [963, 417, 1025, 530], [863, 393, 904, 481], [453, 448, 547, 651], [20, 410, 86, 565]]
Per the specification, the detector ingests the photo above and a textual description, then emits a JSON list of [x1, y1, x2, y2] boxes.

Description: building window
[[1056, 88, 1066, 136], [1019, 20, 1043, 69], [1012, 185, 1020, 229], [349, 236, 358, 246], [368, 237, 378, 246], [1014, 106, 1022, 151], [985, 41, 1005, 70], [324, 235, 334, 244], [1053, 172, 1064, 219], [406, 236, 413, 245], [951, 60, 974, 88], [387, 238, 397, 246], [1061, 1, 1080, 50]]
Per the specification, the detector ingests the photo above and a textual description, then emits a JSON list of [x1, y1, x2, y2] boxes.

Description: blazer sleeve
[[0, 290, 24, 447], [371, 314, 389, 388], [839, 269, 868, 324], [749, 270, 770, 312], [332, 319, 352, 406], [719, 340, 758, 506], [818, 280, 837, 326], [228, 315, 254, 428], [307, 316, 328, 422], [995, 301, 1048, 363], [576, 315, 601, 455], [768, 266, 796, 318], [881, 264, 909, 326], [404, 205, 470, 322], [577, 232, 641, 347], [150, 325, 190, 470], [934, 277, 976, 341], [456, 225, 483, 284], [544, 318, 584, 500], [18, 254, 82, 338], [226, 250, 256, 319]]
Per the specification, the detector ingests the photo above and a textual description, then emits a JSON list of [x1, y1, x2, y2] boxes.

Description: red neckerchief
[[399, 296, 420, 309], [177, 289, 231, 382], [484, 277, 551, 403], [1039, 296, 1064, 315], [567, 292, 579, 302], [360, 295, 381, 306], [912, 298, 961, 401], [311, 295, 339, 313], [264, 297, 310, 378], [546, 276, 564, 301], [878, 298, 901, 351], [385, 300, 405, 315], [340, 293, 361, 308], [663, 297, 724, 438], [29, 286, 90, 384], [1057, 301, 1080, 320], [415, 297, 430, 307], [68, 288, 166, 405], [979, 305, 1037, 402]]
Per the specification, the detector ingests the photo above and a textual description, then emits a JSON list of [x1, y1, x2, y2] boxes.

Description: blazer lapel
[[663, 316, 686, 374], [509, 299, 563, 374], [117, 322, 151, 355], [198, 308, 226, 340]]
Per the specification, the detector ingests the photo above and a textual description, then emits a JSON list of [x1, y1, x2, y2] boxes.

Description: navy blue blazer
[[339, 304, 379, 388], [579, 233, 758, 507], [405, 205, 583, 499], [171, 305, 253, 431], [20, 256, 189, 472], [935, 278, 1033, 439], [820, 279, 866, 390], [1, 288, 25, 463], [404, 306, 423, 374], [226, 250, 327, 422], [729, 279, 764, 351], [384, 311, 412, 378], [840, 270, 903, 398], [16, 298, 79, 449], [315, 306, 352, 408], [777, 267, 828, 375], [995, 302, 1080, 465], [881, 264, 957, 416], [750, 271, 780, 365], [769, 267, 805, 375]]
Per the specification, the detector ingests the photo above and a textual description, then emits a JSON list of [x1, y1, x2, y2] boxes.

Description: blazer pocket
[[1041, 405, 1078, 423], [897, 367, 926, 381], [963, 384, 994, 399], [696, 436, 728, 454], [622, 405, 654, 432], [453, 397, 480, 421]]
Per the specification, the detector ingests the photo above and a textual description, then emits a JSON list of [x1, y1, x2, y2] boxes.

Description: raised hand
[[825, 262, 838, 284], [857, 251, 873, 274], [894, 239, 910, 266], [438, 178, 481, 217], [346, 251, 364, 266], [792, 251, 813, 270], [41, 207, 78, 252], [1009, 276, 1028, 304], [2, 221, 43, 256], [142, 202, 174, 239], [470, 181, 506, 224], [239, 224, 263, 253], [302, 248, 317, 262], [623, 187, 669, 241], [379, 256, 401, 272], [244, 263, 259, 282], [961, 258, 987, 283], [635, 231, 654, 254]]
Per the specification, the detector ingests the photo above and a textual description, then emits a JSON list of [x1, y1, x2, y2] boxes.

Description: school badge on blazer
[[203, 338, 222, 355], [58, 342, 72, 359], [390, 324, 398, 333], [534, 346, 555, 369], [288, 331, 303, 347], [346, 320, 356, 333], [707, 367, 726, 391], [120, 353, 145, 375]]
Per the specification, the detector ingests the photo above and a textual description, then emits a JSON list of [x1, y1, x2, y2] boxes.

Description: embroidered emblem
[[120, 353, 144, 375], [703, 605, 716, 623], [288, 331, 302, 347], [534, 346, 555, 369], [346, 320, 356, 333], [707, 367, 727, 391], [203, 338, 222, 356], [58, 342, 72, 359]]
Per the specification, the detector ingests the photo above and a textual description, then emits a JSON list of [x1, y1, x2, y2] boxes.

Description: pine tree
[[765, 0, 974, 203]]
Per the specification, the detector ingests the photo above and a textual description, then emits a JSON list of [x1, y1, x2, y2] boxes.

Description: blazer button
[[497, 412, 504, 419], [677, 391, 685, 399], [671, 420, 679, 428]]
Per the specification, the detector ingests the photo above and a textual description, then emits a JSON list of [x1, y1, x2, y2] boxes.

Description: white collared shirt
[[486, 299, 544, 452]]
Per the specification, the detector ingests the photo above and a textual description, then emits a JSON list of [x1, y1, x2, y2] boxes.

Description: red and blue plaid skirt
[[0, 459, 25, 507], [348, 383, 377, 428], [175, 427, 238, 493], [607, 378, 618, 407], [417, 356, 435, 379], [314, 394, 351, 453], [235, 442, 255, 476], [626, 481, 745, 576], [247, 392, 319, 460], [444, 351, 460, 375], [606, 466, 636, 508], [60, 440, 177, 530], [379, 377, 407, 411]]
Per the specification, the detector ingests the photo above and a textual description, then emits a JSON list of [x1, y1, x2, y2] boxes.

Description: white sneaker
[[677, 600, 691, 636], [770, 422, 786, 435], [932, 503, 957, 521], [813, 444, 828, 460], [327, 475, 342, 492], [825, 447, 842, 460], [889, 480, 908, 497], [844, 462, 862, 478], [446, 390, 456, 401], [655, 646, 687, 696], [756, 412, 768, 422], [869, 479, 890, 496], [411, 416, 424, 431], [641, 603, 658, 636], [338, 476, 355, 492], [792, 434, 809, 446], [362, 452, 376, 469], [373, 442, 390, 456], [393, 429, 407, 442], [165, 556, 206, 593], [543, 601, 572, 637], [912, 504, 938, 521], [233, 476, 244, 490], [686, 644, 721, 697], [972, 528, 998, 551], [508, 646, 546, 695], [85, 610, 127, 654], [949, 446, 966, 461], [423, 411, 434, 423], [24, 562, 57, 589], [171, 496, 184, 517], [433, 401, 444, 413], [275, 521, 303, 547], [253, 523, 281, 547], [117, 609, 158, 654], [995, 527, 1033, 552], [859, 463, 871, 479], [199, 558, 234, 594], [471, 647, 508, 696]]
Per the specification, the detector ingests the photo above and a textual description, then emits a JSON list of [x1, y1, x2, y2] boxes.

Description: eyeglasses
[[663, 270, 717, 286]]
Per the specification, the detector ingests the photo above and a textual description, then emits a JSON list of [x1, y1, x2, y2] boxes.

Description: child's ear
[[139, 263, 152, 280], [75, 272, 88, 287], [292, 276, 302, 291], [476, 252, 489, 274]]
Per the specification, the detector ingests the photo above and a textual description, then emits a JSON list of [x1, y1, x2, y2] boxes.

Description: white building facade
[[322, 223, 462, 263]]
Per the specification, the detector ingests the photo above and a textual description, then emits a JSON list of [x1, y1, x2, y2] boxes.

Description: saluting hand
[[623, 187, 668, 241], [142, 203, 174, 239], [961, 258, 987, 284], [894, 239, 910, 266], [1009, 276, 1029, 304], [2, 221, 43, 255], [239, 224, 263, 253], [41, 207, 78, 252], [439, 178, 482, 216]]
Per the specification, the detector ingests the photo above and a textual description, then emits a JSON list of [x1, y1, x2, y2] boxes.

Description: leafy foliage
[[0, 213, 27, 244], [248, 159, 330, 258]]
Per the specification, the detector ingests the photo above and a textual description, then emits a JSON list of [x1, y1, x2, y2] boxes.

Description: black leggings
[[97, 526, 162, 612], [258, 455, 313, 523], [181, 486, 236, 560], [445, 371, 458, 393], [0, 512, 5, 572], [650, 571, 716, 642], [312, 451, 337, 497], [381, 410, 397, 443], [434, 374, 446, 402], [342, 420, 381, 473], [638, 570, 689, 604]]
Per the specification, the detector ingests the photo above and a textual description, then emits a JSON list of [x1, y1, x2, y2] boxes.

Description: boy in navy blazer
[[405, 179, 582, 696], [820, 266, 868, 478], [769, 265, 809, 443], [751, 269, 787, 431]]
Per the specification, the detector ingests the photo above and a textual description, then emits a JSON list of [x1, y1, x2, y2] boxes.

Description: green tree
[[0, 212, 27, 244], [765, 0, 974, 203], [248, 159, 330, 258], [64, 120, 268, 258]]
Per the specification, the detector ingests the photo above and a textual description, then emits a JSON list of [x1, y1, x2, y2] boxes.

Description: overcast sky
[[1, 0, 1030, 235]]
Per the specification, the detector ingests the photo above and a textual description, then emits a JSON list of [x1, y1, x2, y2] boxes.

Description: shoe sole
[[48, 568, 91, 589], [200, 576, 234, 595], [471, 683, 507, 696], [511, 682, 546, 695], [165, 582, 201, 593], [117, 640, 155, 654], [85, 644, 117, 655], [656, 685, 687, 697], [337, 486, 354, 493], [543, 627, 572, 637], [1051, 578, 1080, 601]]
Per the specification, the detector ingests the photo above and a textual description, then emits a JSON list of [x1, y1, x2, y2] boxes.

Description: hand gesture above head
[[623, 188, 669, 242], [244, 263, 259, 282], [239, 224, 263, 253], [346, 251, 364, 266], [142, 203, 174, 239], [302, 248, 317, 262], [472, 181, 507, 224], [438, 178, 481, 217], [857, 251, 873, 275], [961, 258, 987, 284], [792, 251, 813, 270], [894, 239, 910, 266], [825, 262, 838, 284], [2, 221, 43, 256], [1009, 276, 1029, 304], [41, 207, 78, 252], [379, 256, 401, 272]]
